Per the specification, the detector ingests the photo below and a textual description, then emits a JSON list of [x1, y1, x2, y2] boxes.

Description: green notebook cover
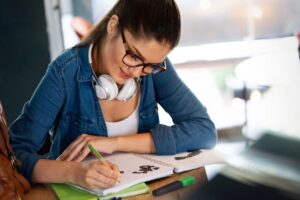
[[51, 182, 149, 200]]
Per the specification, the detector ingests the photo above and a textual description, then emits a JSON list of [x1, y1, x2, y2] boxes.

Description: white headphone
[[88, 44, 138, 101]]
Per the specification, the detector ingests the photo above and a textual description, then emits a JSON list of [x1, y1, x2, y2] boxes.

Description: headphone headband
[[88, 44, 138, 101], [88, 43, 93, 64]]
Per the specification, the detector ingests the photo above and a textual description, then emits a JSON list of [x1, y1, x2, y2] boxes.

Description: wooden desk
[[24, 167, 207, 200]]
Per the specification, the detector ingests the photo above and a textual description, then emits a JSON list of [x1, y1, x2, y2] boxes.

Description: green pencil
[[88, 144, 110, 167], [88, 144, 121, 182]]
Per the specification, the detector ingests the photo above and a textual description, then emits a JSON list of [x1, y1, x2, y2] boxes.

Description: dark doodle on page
[[174, 150, 202, 160], [132, 165, 159, 174]]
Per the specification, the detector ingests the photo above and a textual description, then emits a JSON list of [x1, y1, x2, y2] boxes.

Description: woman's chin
[[109, 67, 132, 85], [113, 75, 127, 85]]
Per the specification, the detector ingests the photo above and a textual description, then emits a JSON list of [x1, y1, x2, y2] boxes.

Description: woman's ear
[[107, 15, 119, 38]]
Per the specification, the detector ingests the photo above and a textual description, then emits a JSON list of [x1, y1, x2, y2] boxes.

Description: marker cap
[[179, 176, 196, 187]]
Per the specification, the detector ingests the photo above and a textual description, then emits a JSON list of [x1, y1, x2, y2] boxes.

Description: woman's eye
[[130, 54, 140, 62]]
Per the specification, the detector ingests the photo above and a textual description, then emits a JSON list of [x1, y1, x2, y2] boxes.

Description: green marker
[[152, 176, 196, 196]]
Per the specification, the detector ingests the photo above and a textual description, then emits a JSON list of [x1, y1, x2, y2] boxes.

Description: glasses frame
[[119, 25, 167, 75]]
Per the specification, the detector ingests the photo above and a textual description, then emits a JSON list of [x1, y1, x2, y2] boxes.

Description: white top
[[105, 102, 139, 137]]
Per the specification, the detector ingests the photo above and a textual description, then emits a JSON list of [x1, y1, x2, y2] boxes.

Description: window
[[60, 1, 300, 138]]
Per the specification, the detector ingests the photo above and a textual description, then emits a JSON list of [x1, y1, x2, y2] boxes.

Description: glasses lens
[[143, 65, 164, 74], [143, 65, 154, 74], [123, 53, 143, 67]]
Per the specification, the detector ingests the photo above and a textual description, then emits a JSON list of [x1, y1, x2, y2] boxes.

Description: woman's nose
[[128, 66, 144, 77]]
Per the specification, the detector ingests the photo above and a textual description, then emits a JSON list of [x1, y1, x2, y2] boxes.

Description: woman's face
[[102, 16, 171, 85]]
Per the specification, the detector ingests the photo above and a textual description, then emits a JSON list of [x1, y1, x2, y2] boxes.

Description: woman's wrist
[[65, 161, 81, 184], [32, 159, 81, 184], [113, 133, 156, 153], [112, 136, 122, 152]]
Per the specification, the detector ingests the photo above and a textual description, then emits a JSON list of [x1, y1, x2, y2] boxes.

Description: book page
[[78, 153, 174, 195], [141, 149, 225, 173]]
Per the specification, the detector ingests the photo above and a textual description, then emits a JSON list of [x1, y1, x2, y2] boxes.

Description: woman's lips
[[119, 67, 132, 80]]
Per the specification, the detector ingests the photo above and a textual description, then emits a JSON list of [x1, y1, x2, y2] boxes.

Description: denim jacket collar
[[77, 46, 93, 82]]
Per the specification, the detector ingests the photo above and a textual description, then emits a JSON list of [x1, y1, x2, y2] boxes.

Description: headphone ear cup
[[95, 84, 108, 99], [98, 75, 118, 100], [117, 78, 137, 101]]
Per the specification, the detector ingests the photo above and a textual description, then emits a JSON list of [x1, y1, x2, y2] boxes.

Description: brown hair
[[77, 0, 181, 49]]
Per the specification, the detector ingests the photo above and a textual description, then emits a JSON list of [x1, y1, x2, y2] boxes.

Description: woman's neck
[[92, 42, 106, 77]]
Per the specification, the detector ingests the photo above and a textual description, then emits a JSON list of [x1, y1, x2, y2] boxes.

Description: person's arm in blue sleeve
[[9, 62, 65, 183], [150, 58, 217, 155]]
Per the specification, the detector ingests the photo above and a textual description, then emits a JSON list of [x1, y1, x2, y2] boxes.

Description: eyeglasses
[[120, 26, 167, 75]]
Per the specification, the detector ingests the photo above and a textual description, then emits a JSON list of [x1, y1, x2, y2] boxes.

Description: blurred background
[[59, 0, 300, 143], [0, 0, 300, 164]]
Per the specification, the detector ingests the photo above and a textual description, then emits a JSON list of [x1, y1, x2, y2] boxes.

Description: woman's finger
[[107, 161, 121, 179], [93, 162, 118, 180], [59, 135, 85, 160], [64, 139, 89, 161], [60, 134, 89, 161], [89, 163, 117, 186], [87, 176, 115, 189], [73, 144, 91, 162]]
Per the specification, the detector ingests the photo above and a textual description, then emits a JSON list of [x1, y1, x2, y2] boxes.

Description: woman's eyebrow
[[130, 44, 146, 61], [131, 44, 165, 64]]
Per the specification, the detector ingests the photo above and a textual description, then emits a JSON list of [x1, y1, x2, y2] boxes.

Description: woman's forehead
[[124, 29, 171, 63]]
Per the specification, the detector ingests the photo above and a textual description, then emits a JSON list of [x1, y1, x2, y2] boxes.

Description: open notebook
[[72, 149, 224, 196]]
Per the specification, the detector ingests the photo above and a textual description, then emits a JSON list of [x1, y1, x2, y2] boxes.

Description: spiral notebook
[[73, 149, 223, 196]]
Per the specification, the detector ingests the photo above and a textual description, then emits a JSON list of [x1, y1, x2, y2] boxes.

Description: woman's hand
[[70, 160, 120, 189], [58, 134, 118, 162]]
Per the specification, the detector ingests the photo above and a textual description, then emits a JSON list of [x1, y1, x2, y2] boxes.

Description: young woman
[[10, 0, 217, 190]]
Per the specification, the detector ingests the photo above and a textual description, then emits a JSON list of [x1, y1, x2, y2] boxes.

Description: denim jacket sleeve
[[9, 62, 65, 183], [150, 58, 217, 155]]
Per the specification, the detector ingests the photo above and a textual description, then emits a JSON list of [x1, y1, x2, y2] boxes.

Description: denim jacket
[[9, 46, 217, 183]]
